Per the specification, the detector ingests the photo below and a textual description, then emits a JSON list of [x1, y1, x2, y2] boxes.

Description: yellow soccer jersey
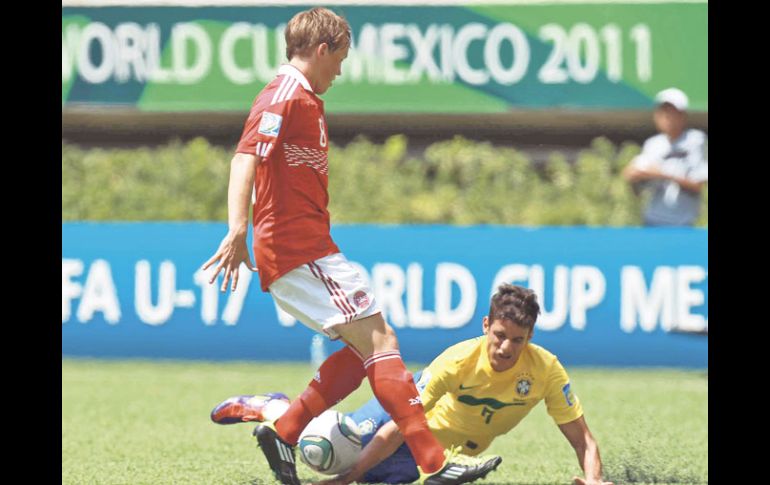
[[416, 336, 583, 456]]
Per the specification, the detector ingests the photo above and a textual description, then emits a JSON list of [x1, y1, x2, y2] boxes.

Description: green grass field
[[62, 359, 707, 485]]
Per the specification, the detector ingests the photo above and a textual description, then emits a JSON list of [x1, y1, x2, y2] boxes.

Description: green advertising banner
[[62, 3, 707, 113]]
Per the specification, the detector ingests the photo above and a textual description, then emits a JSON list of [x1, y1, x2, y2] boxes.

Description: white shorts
[[268, 253, 381, 339]]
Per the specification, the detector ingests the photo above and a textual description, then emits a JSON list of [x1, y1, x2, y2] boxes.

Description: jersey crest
[[258, 112, 283, 137]]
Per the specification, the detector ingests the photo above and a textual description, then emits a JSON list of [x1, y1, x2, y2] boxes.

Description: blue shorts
[[345, 371, 422, 484]]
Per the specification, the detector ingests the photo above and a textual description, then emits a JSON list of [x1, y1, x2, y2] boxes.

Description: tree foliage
[[62, 136, 707, 227]]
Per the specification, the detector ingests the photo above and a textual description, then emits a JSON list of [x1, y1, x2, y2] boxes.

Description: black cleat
[[253, 421, 300, 485], [419, 448, 503, 485]]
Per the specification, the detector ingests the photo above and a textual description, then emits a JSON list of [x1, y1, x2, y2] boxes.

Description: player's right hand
[[202, 232, 258, 292]]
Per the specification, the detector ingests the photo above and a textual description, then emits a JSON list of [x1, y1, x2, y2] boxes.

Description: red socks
[[274, 346, 447, 475], [275, 345, 366, 444], [364, 351, 446, 475]]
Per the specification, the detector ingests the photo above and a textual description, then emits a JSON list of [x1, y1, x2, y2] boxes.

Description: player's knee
[[376, 322, 400, 352]]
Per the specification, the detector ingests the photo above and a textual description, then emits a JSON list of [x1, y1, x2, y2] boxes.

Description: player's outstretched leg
[[363, 349, 503, 484], [210, 393, 289, 424], [339, 314, 501, 484], [274, 345, 366, 445], [254, 421, 301, 485], [254, 346, 366, 484]]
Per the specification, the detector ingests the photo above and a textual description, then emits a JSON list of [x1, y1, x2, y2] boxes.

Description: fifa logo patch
[[353, 291, 369, 309], [416, 369, 431, 394], [258, 112, 283, 137], [562, 382, 575, 406]]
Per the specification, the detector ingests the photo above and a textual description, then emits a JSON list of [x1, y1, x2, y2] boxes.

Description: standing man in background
[[622, 88, 708, 226], [201, 7, 501, 485]]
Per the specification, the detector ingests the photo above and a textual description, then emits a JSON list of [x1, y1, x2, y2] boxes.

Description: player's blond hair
[[285, 7, 351, 60]]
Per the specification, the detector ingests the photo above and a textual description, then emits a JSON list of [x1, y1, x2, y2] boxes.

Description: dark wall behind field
[[62, 109, 708, 163]]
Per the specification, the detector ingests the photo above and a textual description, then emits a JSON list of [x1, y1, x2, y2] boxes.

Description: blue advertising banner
[[62, 223, 707, 367]]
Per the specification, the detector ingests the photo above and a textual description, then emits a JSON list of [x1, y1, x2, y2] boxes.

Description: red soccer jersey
[[236, 64, 340, 291]]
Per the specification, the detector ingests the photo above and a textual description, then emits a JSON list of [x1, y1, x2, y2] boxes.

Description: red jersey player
[[202, 7, 501, 485]]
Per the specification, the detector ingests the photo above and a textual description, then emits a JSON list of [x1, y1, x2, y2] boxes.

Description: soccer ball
[[298, 410, 363, 476]]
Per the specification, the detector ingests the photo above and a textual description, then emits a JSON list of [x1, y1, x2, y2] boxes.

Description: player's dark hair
[[488, 284, 540, 331], [285, 7, 351, 60]]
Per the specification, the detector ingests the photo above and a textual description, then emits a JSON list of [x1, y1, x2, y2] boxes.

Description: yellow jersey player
[[213, 284, 613, 484], [338, 283, 613, 484]]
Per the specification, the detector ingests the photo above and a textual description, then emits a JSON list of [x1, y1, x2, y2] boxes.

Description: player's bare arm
[[655, 173, 704, 194], [202, 152, 259, 292], [313, 420, 405, 485], [623, 163, 703, 194], [558, 416, 614, 485], [622, 163, 660, 183]]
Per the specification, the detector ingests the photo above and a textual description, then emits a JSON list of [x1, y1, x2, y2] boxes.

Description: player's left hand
[[572, 476, 614, 485]]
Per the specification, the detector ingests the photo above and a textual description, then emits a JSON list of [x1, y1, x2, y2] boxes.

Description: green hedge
[[62, 136, 707, 227]]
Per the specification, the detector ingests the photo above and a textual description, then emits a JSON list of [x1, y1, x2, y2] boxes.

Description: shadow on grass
[[605, 457, 707, 484], [248, 481, 601, 485], [248, 477, 708, 485]]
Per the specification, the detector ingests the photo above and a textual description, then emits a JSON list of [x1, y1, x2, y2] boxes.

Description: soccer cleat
[[418, 446, 503, 485], [210, 393, 290, 425], [254, 421, 301, 485]]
